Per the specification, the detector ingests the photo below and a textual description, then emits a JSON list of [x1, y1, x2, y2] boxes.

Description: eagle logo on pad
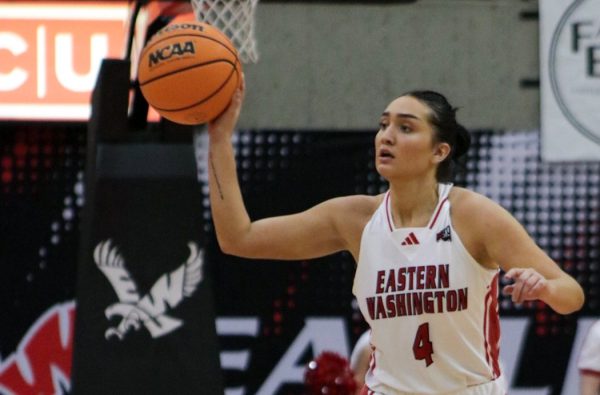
[[94, 239, 203, 340]]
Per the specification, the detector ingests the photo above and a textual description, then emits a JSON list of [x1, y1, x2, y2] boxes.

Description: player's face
[[375, 96, 441, 181]]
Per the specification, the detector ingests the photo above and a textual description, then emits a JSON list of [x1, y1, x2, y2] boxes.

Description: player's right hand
[[208, 73, 245, 141]]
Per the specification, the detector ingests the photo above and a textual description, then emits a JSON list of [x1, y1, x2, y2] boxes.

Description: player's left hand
[[502, 268, 549, 304]]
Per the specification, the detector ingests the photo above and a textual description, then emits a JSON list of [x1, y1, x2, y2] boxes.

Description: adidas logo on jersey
[[436, 226, 452, 242], [401, 232, 419, 246]]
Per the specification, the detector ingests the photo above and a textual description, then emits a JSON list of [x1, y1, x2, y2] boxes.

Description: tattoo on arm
[[209, 152, 224, 200]]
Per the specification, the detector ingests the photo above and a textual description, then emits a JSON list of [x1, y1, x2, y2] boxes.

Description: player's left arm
[[457, 189, 585, 314]]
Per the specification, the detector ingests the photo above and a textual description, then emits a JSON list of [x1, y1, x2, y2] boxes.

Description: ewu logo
[[94, 240, 204, 339], [0, 302, 75, 395], [149, 41, 196, 67], [436, 226, 452, 242], [0, 2, 128, 120]]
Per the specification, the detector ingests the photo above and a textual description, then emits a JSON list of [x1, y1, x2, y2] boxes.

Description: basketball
[[137, 21, 242, 125]]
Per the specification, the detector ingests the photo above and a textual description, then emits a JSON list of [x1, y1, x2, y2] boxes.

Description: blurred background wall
[[241, 0, 540, 130]]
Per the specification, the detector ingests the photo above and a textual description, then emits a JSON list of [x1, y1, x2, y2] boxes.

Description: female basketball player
[[206, 77, 584, 395]]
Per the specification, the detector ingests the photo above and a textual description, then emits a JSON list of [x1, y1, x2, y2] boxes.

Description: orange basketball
[[138, 22, 242, 125]]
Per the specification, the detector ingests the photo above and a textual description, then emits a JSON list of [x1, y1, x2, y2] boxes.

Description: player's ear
[[432, 142, 451, 164]]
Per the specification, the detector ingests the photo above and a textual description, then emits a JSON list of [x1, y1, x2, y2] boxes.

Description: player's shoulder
[[449, 186, 505, 216], [448, 186, 519, 237], [320, 195, 382, 251], [325, 194, 383, 217]]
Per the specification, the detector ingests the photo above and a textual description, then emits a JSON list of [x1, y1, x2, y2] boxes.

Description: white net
[[190, 0, 259, 64]]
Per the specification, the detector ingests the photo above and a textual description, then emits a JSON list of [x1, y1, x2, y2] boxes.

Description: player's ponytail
[[403, 90, 471, 182]]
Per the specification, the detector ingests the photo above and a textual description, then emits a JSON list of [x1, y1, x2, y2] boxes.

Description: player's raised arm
[[205, 77, 365, 260]]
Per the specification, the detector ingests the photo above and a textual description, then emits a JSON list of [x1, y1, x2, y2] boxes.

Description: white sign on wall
[[540, 0, 600, 161]]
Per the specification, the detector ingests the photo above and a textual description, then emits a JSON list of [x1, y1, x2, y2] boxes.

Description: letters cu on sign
[[0, 2, 129, 120]]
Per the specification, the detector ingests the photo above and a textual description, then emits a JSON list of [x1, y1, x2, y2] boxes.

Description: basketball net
[[190, 0, 259, 64]]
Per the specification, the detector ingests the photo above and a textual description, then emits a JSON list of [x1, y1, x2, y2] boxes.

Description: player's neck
[[388, 178, 439, 228]]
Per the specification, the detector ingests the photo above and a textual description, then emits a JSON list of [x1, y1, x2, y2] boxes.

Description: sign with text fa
[[0, 2, 129, 121], [540, 0, 600, 161]]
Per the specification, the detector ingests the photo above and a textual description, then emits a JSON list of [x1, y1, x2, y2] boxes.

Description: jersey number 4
[[413, 323, 434, 366]]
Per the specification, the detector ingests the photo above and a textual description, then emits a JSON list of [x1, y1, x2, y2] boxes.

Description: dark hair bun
[[451, 119, 471, 160]]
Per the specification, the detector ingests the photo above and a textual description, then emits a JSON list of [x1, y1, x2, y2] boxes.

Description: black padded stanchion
[[72, 142, 223, 394]]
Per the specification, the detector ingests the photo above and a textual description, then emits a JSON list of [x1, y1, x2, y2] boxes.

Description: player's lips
[[378, 148, 395, 160]]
